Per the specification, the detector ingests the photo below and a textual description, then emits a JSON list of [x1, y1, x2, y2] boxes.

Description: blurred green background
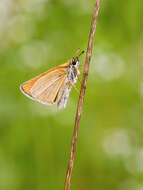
[[0, 0, 143, 189]]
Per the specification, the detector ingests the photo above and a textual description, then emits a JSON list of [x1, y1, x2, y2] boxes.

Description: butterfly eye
[[72, 60, 76, 65]]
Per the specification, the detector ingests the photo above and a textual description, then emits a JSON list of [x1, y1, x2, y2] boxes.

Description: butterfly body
[[20, 51, 84, 109], [57, 63, 80, 108]]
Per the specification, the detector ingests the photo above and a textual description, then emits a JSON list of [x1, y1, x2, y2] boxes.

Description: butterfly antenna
[[77, 50, 84, 58], [73, 49, 84, 58]]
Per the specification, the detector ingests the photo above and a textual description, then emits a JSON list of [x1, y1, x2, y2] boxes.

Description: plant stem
[[64, 1, 101, 190]]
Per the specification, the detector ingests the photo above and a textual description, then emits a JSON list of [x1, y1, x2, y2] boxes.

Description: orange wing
[[20, 62, 69, 104]]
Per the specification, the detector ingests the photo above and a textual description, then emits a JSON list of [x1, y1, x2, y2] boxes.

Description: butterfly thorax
[[67, 59, 80, 83], [67, 66, 77, 83]]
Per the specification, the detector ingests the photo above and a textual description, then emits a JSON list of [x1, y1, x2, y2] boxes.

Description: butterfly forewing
[[32, 74, 66, 104], [20, 66, 68, 104]]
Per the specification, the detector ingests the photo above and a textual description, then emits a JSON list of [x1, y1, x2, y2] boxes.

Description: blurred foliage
[[0, 0, 143, 190]]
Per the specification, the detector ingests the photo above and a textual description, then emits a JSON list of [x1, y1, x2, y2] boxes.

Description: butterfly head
[[71, 50, 84, 67], [71, 57, 80, 67]]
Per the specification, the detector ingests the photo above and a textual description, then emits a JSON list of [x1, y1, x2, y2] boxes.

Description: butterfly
[[20, 50, 84, 109]]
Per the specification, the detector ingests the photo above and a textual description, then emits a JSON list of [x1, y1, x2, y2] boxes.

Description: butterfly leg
[[77, 74, 82, 85], [69, 81, 80, 95], [74, 67, 82, 85]]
